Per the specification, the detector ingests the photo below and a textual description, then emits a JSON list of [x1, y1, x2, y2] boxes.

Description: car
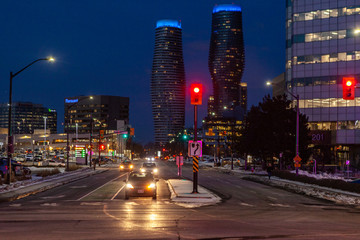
[[0, 158, 30, 177], [124, 171, 158, 200], [119, 161, 134, 171], [25, 154, 34, 161], [34, 155, 43, 162], [140, 162, 158, 176]]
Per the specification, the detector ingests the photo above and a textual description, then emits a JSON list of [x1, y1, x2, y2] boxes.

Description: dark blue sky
[[0, 0, 285, 144]]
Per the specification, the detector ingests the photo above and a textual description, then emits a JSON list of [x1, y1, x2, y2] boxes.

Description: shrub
[[36, 168, 61, 178], [66, 165, 82, 171], [273, 170, 360, 194]]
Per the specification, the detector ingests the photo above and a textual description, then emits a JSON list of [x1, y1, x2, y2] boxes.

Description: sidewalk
[[167, 179, 221, 208], [0, 166, 108, 203]]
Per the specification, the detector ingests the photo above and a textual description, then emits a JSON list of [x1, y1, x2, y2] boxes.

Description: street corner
[[167, 179, 221, 208]]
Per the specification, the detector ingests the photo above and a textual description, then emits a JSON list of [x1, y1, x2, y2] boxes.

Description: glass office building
[[209, 4, 245, 117], [64, 95, 129, 134], [0, 102, 57, 134], [151, 20, 186, 147], [286, 0, 360, 167]]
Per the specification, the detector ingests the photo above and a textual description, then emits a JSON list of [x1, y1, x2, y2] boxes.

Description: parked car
[[0, 158, 30, 177], [25, 154, 34, 161], [124, 171, 158, 200]]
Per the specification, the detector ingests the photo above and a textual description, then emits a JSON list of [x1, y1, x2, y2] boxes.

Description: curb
[[0, 169, 108, 202]]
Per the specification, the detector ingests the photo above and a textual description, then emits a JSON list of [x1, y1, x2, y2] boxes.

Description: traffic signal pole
[[192, 104, 199, 193]]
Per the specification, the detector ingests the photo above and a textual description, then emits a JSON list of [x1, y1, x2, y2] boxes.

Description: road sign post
[[293, 155, 302, 175], [190, 83, 202, 193]]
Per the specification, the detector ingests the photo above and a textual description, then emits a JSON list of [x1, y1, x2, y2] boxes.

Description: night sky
[[0, 0, 285, 144]]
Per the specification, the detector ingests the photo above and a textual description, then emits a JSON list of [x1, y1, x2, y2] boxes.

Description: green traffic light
[[183, 135, 188, 140], [123, 134, 128, 138]]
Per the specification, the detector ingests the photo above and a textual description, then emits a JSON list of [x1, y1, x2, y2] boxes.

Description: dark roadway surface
[[0, 160, 359, 240]]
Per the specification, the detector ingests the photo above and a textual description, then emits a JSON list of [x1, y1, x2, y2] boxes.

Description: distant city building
[[0, 102, 57, 134], [209, 4, 245, 117], [64, 95, 129, 134], [286, 0, 360, 167], [271, 73, 285, 97], [151, 19, 186, 147]]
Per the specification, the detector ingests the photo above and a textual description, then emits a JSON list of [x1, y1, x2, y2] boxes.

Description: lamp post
[[266, 81, 300, 173], [6, 57, 55, 184], [43, 116, 47, 159], [65, 96, 93, 171]]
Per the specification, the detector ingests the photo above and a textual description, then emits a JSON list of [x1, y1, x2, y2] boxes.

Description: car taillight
[[147, 183, 156, 189], [130, 165, 134, 169], [140, 168, 145, 172], [120, 165, 124, 169]]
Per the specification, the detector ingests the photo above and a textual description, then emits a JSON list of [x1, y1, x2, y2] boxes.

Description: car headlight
[[120, 165, 124, 169], [130, 165, 134, 169], [140, 168, 145, 172], [147, 183, 156, 189], [126, 183, 134, 189], [153, 168, 158, 173]]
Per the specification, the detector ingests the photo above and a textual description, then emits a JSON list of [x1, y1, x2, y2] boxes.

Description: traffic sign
[[293, 155, 302, 162], [294, 163, 301, 168], [188, 140, 202, 157]]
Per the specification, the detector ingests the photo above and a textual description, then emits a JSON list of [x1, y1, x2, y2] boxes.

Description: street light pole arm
[[11, 58, 49, 78]]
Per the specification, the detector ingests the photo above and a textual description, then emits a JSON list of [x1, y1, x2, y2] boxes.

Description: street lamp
[[43, 116, 47, 157], [6, 57, 55, 184], [65, 96, 93, 171], [266, 81, 300, 173]]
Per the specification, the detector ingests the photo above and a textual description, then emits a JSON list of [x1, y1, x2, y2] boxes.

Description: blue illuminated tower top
[[156, 19, 181, 29], [213, 4, 242, 13]]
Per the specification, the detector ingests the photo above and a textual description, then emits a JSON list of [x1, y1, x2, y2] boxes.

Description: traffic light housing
[[343, 77, 356, 100], [190, 83, 203, 105]]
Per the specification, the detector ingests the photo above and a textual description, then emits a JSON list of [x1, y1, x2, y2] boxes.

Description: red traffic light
[[162, 148, 166, 152], [190, 83, 203, 105], [343, 77, 356, 100], [100, 144, 105, 151]]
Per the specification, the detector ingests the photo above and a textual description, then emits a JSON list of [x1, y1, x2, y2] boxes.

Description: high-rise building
[[64, 95, 129, 134], [209, 4, 245, 117], [286, 0, 360, 167], [0, 102, 57, 134], [151, 20, 186, 147]]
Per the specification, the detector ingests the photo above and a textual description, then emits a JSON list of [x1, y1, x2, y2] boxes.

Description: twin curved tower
[[150, 20, 185, 147], [151, 4, 245, 146]]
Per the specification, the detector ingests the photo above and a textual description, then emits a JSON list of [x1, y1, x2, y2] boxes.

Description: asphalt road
[[0, 160, 359, 240]]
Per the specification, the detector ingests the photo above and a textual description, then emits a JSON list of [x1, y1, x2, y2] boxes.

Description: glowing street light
[[6, 57, 55, 184]]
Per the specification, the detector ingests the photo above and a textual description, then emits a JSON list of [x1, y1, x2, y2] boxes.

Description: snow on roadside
[[289, 169, 351, 181], [167, 179, 221, 208], [0, 167, 90, 194]]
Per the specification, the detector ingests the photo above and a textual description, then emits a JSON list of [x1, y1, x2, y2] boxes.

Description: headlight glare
[[147, 183, 156, 189], [153, 168, 158, 173], [126, 183, 134, 189]]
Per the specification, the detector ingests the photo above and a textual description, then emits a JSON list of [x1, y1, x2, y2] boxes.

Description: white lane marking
[[77, 173, 127, 201], [267, 196, 278, 200], [69, 185, 87, 189], [270, 203, 291, 208], [240, 202, 254, 207], [41, 203, 57, 206], [110, 184, 125, 200], [41, 195, 65, 199], [80, 202, 105, 206], [9, 204, 21, 207]]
